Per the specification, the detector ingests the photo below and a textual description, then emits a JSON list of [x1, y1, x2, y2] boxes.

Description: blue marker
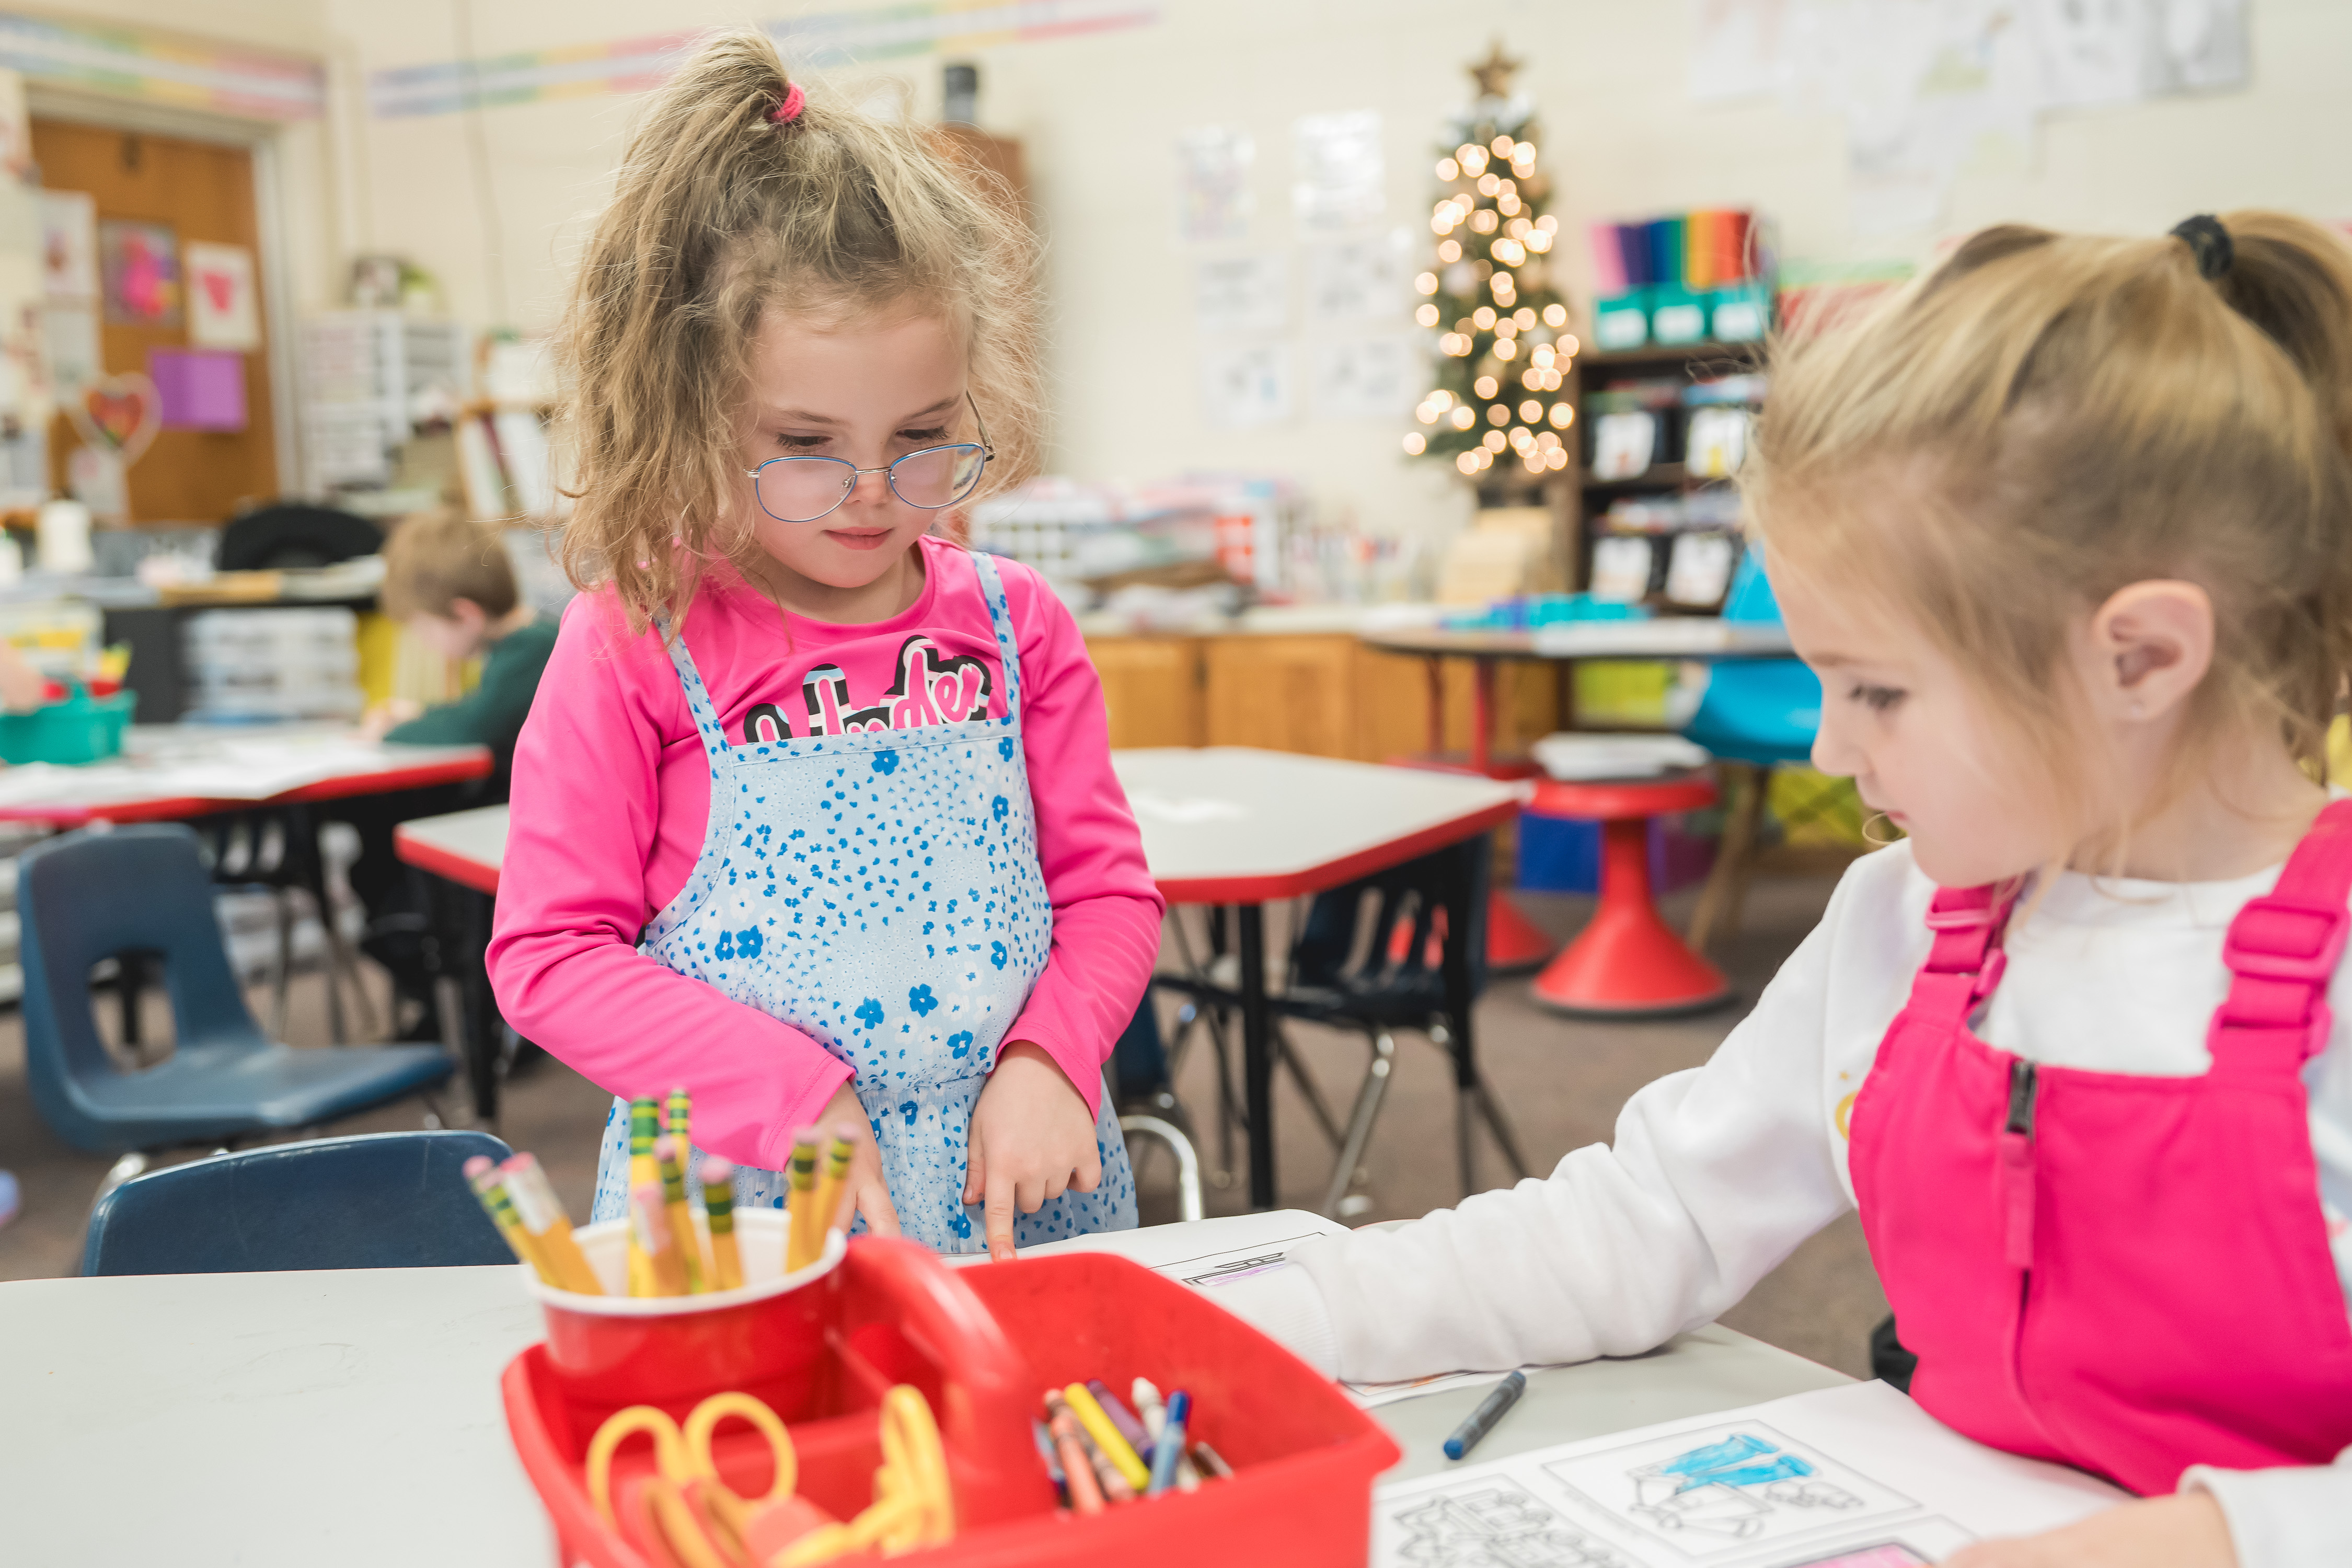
[[1443, 1371, 1526, 1461], [1146, 1390, 1190, 1496]]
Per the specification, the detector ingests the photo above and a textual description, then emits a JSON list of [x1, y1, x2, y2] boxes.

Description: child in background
[[486, 32, 1157, 1259], [1219, 213, 2352, 1568], [344, 509, 556, 1030]]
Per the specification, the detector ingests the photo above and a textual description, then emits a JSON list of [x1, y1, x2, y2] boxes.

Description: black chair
[[216, 505, 381, 572], [82, 1131, 514, 1274]]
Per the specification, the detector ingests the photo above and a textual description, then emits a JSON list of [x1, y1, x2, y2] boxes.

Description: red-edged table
[[400, 752, 1525, 1209], [1113, 747, 1524, 1208]]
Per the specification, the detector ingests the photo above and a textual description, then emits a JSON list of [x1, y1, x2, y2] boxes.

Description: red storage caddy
[[503, 1236, 1399, 1567]]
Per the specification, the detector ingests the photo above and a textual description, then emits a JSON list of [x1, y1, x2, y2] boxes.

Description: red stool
[[1525, 773, 1730, 1017]]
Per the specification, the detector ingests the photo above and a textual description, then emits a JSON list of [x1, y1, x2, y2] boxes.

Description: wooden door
[[31, 120, 276, 523], [1085, 636, 1202, 749]]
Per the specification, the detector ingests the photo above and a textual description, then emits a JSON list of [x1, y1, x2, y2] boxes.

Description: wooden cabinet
[[1085, 636, 1202, 750], [1085, 630, 1566, 765]]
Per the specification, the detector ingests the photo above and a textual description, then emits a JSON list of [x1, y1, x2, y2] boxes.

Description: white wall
[[72, 0, 2352, 541]]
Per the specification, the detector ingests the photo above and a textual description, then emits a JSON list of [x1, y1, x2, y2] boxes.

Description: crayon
[[626, 1098, 662, 1296], [653, 1136, 704, 1293], [784, 1132, 822, 1272], [1089, 1379, 1152, 1460], [1064, 1382, 1150, 1493], [1192, 1442, 1233, 1481], [1046, 1389, 1130, 1503], [808, 1126, 855, 1243], [1131, 1377, 1166, 1451], [700, 1155, 743, 1291], [1046, 1404, 1105, 1514], [1147, 1390, 1190, 1496], [1442, 1370, 1526, 1461], [501, 1154, 603, 1295], [465, 1155, 553, 1284], [631, 1179, 686, 1296], [1031, 1417, 1068, 1503]]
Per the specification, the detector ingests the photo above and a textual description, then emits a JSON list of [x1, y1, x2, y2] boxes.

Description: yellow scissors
[[585, 1387, 952, 1567]]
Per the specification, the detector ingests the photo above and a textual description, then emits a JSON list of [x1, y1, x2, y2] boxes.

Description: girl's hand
[[814, 1082, 900, 1238], [963, 1042, 1101, 1260], [1945, 1493, 2235, 1568]]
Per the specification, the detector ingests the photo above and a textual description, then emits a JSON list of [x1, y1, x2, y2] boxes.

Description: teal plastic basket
[[0, 688, 134, 765]]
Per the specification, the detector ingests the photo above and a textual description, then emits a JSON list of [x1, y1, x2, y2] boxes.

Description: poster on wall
[[1198, 342, 1292, 429], [1292, 110, 1385, 234], [1174, 125, 1254, 243], [1309, 337, 1414, 421], [185, 241, 260, 351], [1194, 253, 1287, 337], [99, 219, 180, 327], [37, 192, 94, 299], [41, 302, 98, 389], [1306, 230, 1409, 323]]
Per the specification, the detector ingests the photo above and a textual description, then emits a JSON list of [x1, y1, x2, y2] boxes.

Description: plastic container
[[1592, 286, 1651, 351], [0, 687, 133, 764], [503, 1239, 1399, 1568], [1647, 282, 1709, 345]]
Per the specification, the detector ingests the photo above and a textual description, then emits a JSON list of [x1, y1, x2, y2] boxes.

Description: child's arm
[[1215, 859, 1877, 1383], [962, 565, 1166, 1253], [486, 601, 856, 1177]]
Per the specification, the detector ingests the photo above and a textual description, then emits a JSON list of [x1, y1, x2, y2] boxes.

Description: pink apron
[[1849, 801, 2352, 1495]]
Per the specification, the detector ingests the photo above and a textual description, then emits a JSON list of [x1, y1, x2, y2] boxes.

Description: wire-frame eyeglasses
[[743, 393, 994, 525]]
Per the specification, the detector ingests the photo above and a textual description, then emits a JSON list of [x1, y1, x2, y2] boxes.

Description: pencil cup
[[526, 1209, 845, 1415]]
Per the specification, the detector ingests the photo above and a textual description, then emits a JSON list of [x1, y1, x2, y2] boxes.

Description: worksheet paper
[[1372, 1379, 2123, 1568]]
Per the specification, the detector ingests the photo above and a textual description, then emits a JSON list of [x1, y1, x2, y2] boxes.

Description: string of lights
[[1403, 44, 1577, 482]]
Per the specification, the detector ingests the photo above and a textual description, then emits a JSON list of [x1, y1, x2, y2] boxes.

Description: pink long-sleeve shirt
[[487, 538, 1165, 1174]]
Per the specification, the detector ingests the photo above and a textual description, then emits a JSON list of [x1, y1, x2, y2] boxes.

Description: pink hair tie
[[770, 83, 805, 125]]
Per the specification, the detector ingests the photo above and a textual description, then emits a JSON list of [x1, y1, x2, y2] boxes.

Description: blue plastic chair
[[1682, 550, 1825, 950], [18, 824, 457, 1164], [82, 1130, 515, 1274]]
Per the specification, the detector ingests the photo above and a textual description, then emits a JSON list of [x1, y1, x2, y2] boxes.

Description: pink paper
[[148, 348, 247, 433]]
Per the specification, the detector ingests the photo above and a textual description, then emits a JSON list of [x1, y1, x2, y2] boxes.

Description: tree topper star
[[1468, 39, 1524, 99]]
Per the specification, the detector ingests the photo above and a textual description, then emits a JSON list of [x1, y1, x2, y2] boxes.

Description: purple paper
[[149, 348, 247, 432]]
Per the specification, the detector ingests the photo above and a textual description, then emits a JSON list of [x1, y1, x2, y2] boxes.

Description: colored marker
[[1089, 1379, 1152, 1460], [653, 1136, 704, 1293], [1046, 1404, 1104, 1514], [464, 1155, 552, 1284], [626, 1098, 661, 1296], [1191, 1442, 1233, 1480], [1443, 1370, 1526, 1461], [631, 1179, 685, 1296], [1147, 1390, 1189, 1496], [784, 1132, 822, 1272], [700, 1156, 743, 1291], [500, 1154, 602, 1295], [1131, 1377, 1167, 1451], [808, 1126, 855, 1243], [1063, 1382, 1150, 1493]]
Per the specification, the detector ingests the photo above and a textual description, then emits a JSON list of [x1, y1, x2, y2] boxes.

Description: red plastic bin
[[503, 1237, 1398, 1567]]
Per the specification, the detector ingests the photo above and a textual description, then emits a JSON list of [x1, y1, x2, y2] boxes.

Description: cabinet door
[[1202, 635, 1358, 758], [1084, 636, 1202, 749]]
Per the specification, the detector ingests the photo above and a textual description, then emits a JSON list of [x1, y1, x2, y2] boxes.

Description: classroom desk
[[394, 752, 1526, 1212], [0, 1231, 1846, 1565]]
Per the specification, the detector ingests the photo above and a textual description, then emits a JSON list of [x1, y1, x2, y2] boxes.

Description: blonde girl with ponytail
[[1220, 213, 2352, 1568], [488, 31, 1157, 1260]]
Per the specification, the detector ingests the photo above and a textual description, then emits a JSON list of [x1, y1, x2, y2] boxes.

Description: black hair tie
[[2170, 214, 2234, 280]]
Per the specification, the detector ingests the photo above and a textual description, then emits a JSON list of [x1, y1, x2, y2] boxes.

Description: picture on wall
[[99, 219, 180, 327], [39, 191, 95, 300], [185, 241, 260, 351]]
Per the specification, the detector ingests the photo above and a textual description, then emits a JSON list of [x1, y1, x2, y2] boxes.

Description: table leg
[[460, 886, 503, 1131], [1471, 658, 1496, 776], [1238, 902, 1274, 1210], [1440, 839, 1531, 1193], [1424, 656, 1445, 758]]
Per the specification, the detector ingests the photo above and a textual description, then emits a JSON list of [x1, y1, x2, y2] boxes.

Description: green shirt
[[384, 617, 558, 770]]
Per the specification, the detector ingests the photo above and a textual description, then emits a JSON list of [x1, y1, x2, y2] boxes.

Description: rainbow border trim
[[367, 1, 1158, 119], [0, 13, 322, 121]]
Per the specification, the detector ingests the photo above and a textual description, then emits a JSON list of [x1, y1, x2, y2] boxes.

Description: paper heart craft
[[62, 372, 160, 469], [200, 268, 236, 314]]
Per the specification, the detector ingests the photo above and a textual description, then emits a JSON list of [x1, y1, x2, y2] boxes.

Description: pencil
[[664, 1085, 692, 1145], [700, 1155, 743, 1291], [784, 1132, 821, 1272], [653, 1136, 704, 1293], [465, 1155, 553, 1284], [631, 1179, 685, 1296], [626, 1097, 661, 1296], [808, 1125, 855, 1247], [501, 1153, 602, 1295]]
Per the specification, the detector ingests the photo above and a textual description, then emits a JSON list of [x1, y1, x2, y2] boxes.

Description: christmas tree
[[1404, 42, 1575, 483]]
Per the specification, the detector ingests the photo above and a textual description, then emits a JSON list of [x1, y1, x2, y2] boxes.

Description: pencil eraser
[[463, 1156, 493, 1178], [702, 1156, 734, 1182]]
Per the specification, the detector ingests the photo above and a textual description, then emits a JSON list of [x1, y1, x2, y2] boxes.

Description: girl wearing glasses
[[487, 31, 1155, 1260]]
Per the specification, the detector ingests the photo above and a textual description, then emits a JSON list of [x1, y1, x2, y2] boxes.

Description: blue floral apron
[[589, 552, 1136, 1252]]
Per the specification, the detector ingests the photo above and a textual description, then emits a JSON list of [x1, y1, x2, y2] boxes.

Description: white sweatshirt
[[1215, 840, 2352, 1568]]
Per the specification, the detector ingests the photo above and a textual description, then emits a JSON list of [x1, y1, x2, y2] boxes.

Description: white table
[[0, 1218, 1846, 1565], [395, 751, 1526, 1209], [0, 723, 492, 826]]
